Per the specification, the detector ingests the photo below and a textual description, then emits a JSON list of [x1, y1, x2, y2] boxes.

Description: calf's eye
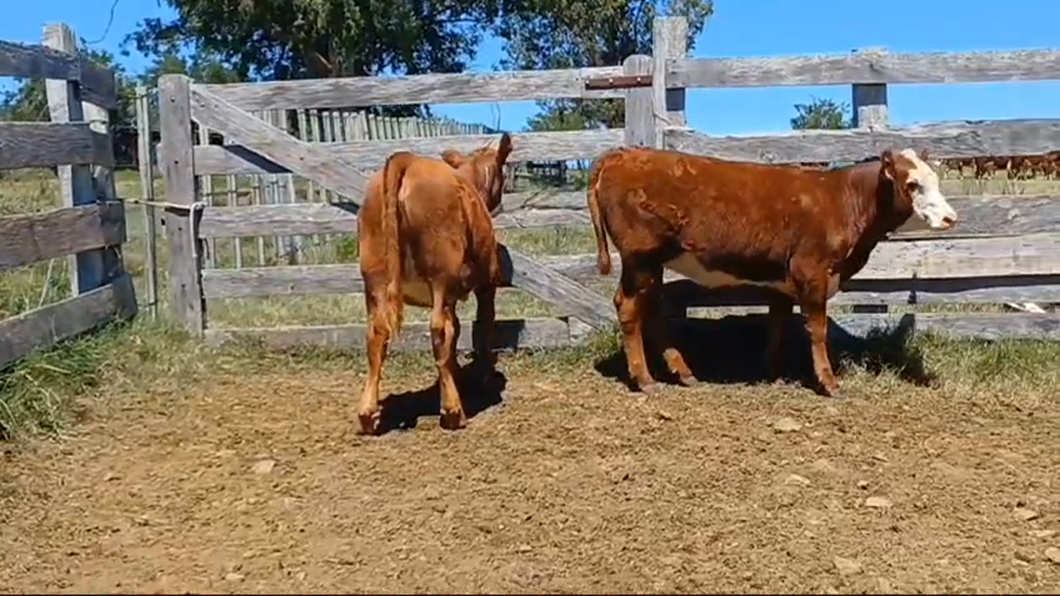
[[905, 181, 919, 193]]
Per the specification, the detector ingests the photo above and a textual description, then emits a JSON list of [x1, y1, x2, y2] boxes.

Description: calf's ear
[[441, 149, 466, 168], [495, 132, 513, 164], [880, 149, 897, 180]]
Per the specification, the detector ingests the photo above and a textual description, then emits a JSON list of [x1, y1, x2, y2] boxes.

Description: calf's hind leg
[[357, 292, 392, 435], [640, 268, 696, 386], [614, 259, 658, 393], [430, 286, 466, 430]]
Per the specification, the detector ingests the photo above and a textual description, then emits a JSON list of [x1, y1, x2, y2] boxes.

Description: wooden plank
[[665, 277, 1060, 308], [623, 55, 654, 148], [0, 275, 134, 370], [189, 85, 369, 201], [664, 119, 1060, 163], [195, 66, 627, 111], [200, 261, 1060, 306], [159, 75, 206, 334], [501, 245, 613, 330], [196, 194, 1060, 239], [0, 202, 126, 273], [203, 317, 586, 352], [827, 312, 1060, 341], [201, 312, 1060, 353], [0, 122, 111, 169], [669, 49, 1060, 89], [190, 128, 622, 176], [0, 37, 116, 109], [543, 235, 1060, 283]]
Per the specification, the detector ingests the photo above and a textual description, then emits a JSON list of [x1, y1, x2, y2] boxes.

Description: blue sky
[[3, 0, 1058, 135]]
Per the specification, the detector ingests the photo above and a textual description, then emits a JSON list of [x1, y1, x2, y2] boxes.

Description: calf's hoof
[[634, 379, 661, 395], [357, 407, 381, 435], [815, 379, 841, 398], [677, 374, 700, 387], [440, 408, 467, 431]]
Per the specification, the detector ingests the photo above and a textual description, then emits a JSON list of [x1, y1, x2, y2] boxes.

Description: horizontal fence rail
[[193, 193, 1060, 239], [0, 37, 117, 109], [666, 49, 1060, 89]]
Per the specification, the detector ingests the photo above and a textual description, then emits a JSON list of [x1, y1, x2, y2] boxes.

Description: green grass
[[0, 165, 1058, 443]]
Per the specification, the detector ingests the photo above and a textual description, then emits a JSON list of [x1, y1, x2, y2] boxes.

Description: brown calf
[[356, 134, 513, 433], [587, 147, 958, 396]]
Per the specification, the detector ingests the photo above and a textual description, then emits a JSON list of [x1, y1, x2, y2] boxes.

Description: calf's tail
[[586, 158, 612, 276], [380, 151, 416, 336]]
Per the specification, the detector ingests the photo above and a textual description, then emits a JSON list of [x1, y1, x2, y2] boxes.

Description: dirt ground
[[1, 319, 1059, 594]]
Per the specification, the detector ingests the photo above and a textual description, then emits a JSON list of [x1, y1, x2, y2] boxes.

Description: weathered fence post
[[135, 84, 160, 320], [623, 54, 654, 147], [159, 74, 206, 334], [851, 51, 891, 316], [42, 23, 130, 313], [850, 50, 889, 130], [652, 16, 688, 148]]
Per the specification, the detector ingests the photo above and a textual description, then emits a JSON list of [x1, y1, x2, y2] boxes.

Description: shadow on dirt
[[594, 313, 937, 393], [377, 359, 507, 434]]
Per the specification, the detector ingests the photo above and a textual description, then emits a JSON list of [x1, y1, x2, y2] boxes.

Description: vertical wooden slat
[[196, 124, 217, 268], [158, 74, 204, 333], [135, 85, 159, 319], [42, 24, 117, 298]]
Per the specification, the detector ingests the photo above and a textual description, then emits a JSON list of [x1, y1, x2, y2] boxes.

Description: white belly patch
[[663, 253, 790, 293]]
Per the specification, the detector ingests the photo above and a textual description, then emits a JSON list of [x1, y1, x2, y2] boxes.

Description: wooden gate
[[156, 69, 632, 352]]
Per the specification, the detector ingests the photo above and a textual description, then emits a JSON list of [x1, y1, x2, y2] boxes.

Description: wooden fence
[[157, 16, 1060, 351], [0, 24, 135, 369]]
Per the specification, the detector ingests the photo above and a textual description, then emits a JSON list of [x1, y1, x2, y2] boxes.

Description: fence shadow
[[377, 359, 507, 434], [594, 313, 937, 393]]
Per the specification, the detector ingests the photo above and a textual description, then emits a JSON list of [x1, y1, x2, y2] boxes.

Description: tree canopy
[[789, 97, 852, 130]]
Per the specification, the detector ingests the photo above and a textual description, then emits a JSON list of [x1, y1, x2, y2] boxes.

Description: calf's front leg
[[800, 299, 839, 397]]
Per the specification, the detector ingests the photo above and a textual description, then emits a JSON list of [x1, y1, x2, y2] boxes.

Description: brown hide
[[587, 146, 946, 397], [355, 134, 512, 434]]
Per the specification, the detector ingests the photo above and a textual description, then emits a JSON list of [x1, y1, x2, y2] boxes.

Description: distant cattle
[[587, 147, 958, 396], [356, 134, 513, 433]]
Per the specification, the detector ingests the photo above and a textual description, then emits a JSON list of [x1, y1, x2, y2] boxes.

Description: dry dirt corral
[[1, 321, 1059, 595]]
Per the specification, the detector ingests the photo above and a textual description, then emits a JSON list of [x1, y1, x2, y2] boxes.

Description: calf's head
[[880, 148, 958, 231], [441, 132, 514, 216]]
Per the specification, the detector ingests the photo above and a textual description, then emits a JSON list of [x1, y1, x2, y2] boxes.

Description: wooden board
[[194, 66, 627, 111], [0, 202, 126, 273], [203, 317, 591, 352], [189, 86, 370, 200], [0, 122, 112, 169], [668, 49, 1060, 89], [196, 193, 1060, 239], [0, 275, 134, 370], [665, 120, 1060, 164], [0, 38, 116, 109], [191, 129, 621, 177]]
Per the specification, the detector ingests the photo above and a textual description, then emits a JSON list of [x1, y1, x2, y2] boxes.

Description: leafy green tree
[[790, 96, 851, 130], [497, 0, 714, 132]]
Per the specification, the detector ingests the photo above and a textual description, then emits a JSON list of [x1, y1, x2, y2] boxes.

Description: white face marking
[[899, 148, 958, 230], [663, 253, 793, 295]]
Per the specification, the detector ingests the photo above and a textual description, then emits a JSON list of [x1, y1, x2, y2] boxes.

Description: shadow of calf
[[376, 360, 508, 434], [595, 313, 937, 393]]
